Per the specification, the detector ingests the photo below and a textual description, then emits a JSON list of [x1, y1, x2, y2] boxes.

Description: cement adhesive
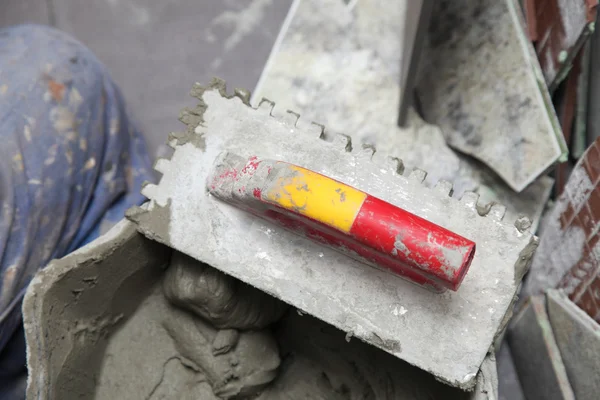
[[23, 219, 484, 398]]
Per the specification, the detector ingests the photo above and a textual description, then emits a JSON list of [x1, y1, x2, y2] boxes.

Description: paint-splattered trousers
[[0, 25, 154, 397]]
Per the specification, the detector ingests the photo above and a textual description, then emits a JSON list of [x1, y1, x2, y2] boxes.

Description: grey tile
[[496, 341, 525, 400], [51, 0, 291, 159], [417, 0, 566, 192], [508, 296, 575, 400], [588, 19, 600, 146], [547, 290, 600, 400], [0, 0, 50, 28]]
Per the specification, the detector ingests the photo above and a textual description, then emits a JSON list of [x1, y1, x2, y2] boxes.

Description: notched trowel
[[127, 78, 539, 389]]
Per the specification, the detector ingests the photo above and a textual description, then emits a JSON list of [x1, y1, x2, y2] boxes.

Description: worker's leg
[[0, 24, 154, 397]]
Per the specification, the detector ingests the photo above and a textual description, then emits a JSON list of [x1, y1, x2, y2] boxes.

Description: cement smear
[[23, 220, 169, 399]]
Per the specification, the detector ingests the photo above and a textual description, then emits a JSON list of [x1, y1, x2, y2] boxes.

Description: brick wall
[[524, 0, 597, 87], [556, 141, 600, 321], [525, 137, 600, 322]]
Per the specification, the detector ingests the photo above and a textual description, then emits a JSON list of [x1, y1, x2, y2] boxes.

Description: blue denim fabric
[[0, 25, 154, 398]]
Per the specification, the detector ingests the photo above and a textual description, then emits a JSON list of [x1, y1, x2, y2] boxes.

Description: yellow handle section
[[264, 164, 367, 233]]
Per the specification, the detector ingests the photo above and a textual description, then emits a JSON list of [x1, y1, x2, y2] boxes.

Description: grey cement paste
[[23, 220, 169, 399], [23, 218, 498, 399]]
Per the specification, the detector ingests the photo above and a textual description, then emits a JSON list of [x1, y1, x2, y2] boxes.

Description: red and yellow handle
[[208, 152, 476, 292]]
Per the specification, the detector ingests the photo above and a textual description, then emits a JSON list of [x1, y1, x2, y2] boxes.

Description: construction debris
[[524, 0, 598, 90], [254, 0, 554, 232], [417, 0, 567, 192]]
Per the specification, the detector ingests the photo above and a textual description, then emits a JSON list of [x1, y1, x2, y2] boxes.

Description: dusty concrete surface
[[130, 79, 538, 389], [52, 0, 292, 160], [508, 296, 575, 400], [0, 0, 292, 160], [547, 290, 600, 400], [0, 0, 51, 27], [253, 0, 553, 232], [417, 0, 566, 192]]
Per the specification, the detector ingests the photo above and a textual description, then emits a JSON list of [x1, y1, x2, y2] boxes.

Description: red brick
[[587, 234, 600, 264], [588, 271, 600, 295], [564, 162, 595, 216], [559, 202, 576, 228], [579, 252, 598, 280], [575, 205, 597, 240], [556, 162, 571, 197], [561, 252, 598, 300], [588, 187, 600, 226], [583, 141, 600, 184], [575, 285, 600, 322], [593, 277, 600, 302]]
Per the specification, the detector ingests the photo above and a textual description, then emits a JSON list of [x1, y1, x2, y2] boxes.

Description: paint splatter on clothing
[[0, 25, 154, 397]]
